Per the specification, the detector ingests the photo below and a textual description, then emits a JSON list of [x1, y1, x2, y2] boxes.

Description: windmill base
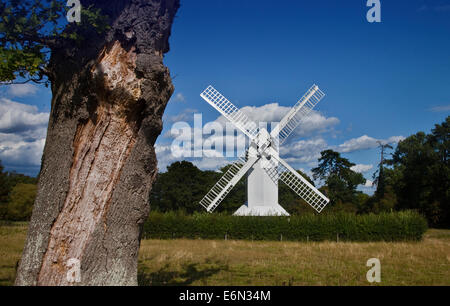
[[233, 204, 290, 216]]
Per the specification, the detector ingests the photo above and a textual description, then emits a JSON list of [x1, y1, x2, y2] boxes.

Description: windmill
[[199, 84, 330, 216]]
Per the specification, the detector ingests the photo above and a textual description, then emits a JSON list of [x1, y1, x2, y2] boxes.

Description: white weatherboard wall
[[234, 158, 289, 216]]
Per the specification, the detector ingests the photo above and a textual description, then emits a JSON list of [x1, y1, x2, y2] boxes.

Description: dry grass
[[0, 223, 28, 286], [0, 223, 448, 286], [138, 229, 450, 286]]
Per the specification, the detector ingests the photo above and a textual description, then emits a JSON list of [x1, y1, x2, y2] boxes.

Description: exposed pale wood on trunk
[[16, 0, 180, 286]]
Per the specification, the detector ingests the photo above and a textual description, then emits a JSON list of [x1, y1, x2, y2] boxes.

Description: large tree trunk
[[15, 0, 180, 286]]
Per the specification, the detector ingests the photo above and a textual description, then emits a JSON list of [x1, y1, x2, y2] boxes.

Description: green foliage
[[3, 183, 36, 221], [150, 161, 321, 215], [150, 161, 223, 213], [279, 170, 318, 214], [312, 149, 365, 205], [0, 0, 110, 84], [388, 116, 449, 227], [364, 185, 397, 214], [142, 210, 427, 242], [0, 161, 8, 206], [372, 143, 393, 199], [0, 160, 38, 220], [0, 0, 58, 83]]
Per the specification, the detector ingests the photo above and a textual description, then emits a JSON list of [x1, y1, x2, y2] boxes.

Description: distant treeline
[[150, 116, 449, 228], [142, 210, 427, 242], [0, 164, 37, 221], [0, 116, 448, 228]]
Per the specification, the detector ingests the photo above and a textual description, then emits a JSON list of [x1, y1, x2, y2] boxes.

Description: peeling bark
[[15, 0, 180, 286]]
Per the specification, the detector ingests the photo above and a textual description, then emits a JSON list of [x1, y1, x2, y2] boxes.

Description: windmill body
[[199, 84, 330, 216], [235, 129, 288, 216]]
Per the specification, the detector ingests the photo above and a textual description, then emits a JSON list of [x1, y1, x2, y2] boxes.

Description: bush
[[142, 210, 428, 242], [4, 183, 36, 221]]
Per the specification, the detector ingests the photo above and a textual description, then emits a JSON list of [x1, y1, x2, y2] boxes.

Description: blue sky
[[1, 0, 449, 193]]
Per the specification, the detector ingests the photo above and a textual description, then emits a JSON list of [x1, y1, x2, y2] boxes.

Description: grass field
[[1, 223, 449, 286]]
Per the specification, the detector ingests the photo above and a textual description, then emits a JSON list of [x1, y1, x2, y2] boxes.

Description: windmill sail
[[199, 154, 258, 212], [200, 86, 259, 140], [271, 85, 325, 145], [198, 83, 330, 215], [264, 150, 329, 213]]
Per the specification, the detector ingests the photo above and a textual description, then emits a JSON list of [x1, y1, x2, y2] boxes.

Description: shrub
[[142, 210, 427, 242], [4, 183, 36, 221]]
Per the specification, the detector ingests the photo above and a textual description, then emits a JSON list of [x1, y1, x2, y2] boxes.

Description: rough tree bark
[[15, 0, 180, 285]]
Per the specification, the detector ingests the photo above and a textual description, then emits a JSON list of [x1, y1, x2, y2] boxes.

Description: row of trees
[[149, 152, 366, 215], [151, 116, 449, 227], [1, 117, 448, 227], [379, 117, 449, 227], [0, 161, 37, 221]]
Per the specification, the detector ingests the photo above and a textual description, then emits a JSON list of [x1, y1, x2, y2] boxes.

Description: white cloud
[[192, 157, 228, 171], [0, 136, 45, 166], [350, 164, 373, 173], [155, 144, 177, 171], [429, 105, 450, 112], [155, 143, 229, 172], [165, 108, 198, 123], [7, 84, 38, 97], [239, 103, 289, 124], [215, 103, 339, 139], [386, 136, 405, 144], [280, 138, 328, 165], [159, 102, 340, 171], [158, 102, 407, 177], [0, 99, 49, 170], [364, 179, 374, 187], [172, 93, 185, 103], [0, 98, 49, 133], [337, 135, 404, 153], [292, 111, 339, 138]]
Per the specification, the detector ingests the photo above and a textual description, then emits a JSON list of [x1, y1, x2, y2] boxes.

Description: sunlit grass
[[137, 231, 450, 286], [0, 223, 448, 286], [0, 223, 28, 286]]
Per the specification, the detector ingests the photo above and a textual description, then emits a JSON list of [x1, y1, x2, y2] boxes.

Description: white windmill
[[199, 84, 330, 216]]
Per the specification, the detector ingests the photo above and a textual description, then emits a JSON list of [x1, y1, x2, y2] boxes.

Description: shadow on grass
[[138, 261, 228, 286]]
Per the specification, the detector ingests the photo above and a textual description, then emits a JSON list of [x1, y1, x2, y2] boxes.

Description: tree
[[214, 164, 246, 213], [7, 0, 180, 285], [312, 150, 365, 206], [4, 183, 37, 221], [279, 170, 317, 215], [390, 116, 449, 227], [0, 160, 38, 220], [0, 160, 8, 218], [372, 141, 393, 199], [428, 117, 450, 225], [150, 162, 322, 215], [150, 161, 246, 214], [150, 161, 221, 213]]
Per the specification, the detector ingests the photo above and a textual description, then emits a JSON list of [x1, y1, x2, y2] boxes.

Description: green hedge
[[142, 210, 428, 242]]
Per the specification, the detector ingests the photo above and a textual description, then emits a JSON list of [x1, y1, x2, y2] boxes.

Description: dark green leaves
[[0, 0, 110, 84], [312, 150, 365, 205], [142, 210, 428, 242]]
